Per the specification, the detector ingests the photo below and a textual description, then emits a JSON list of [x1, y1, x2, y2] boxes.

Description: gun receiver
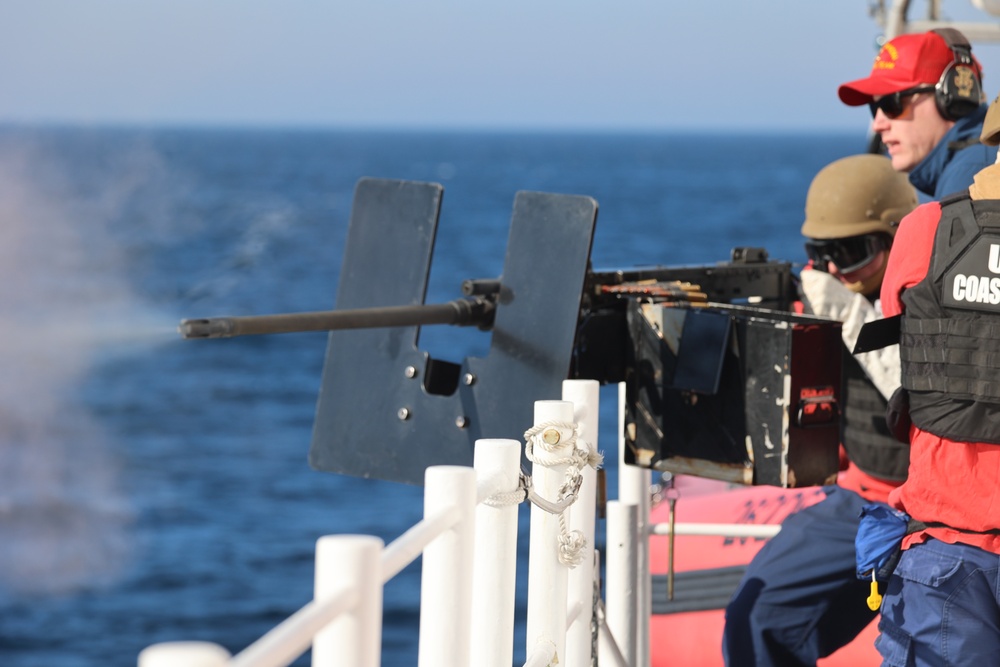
[[179, 177, 841, 488]]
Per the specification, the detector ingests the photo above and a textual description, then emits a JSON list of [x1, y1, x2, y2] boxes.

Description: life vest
[[899, 191, 1000, 443], [841, 349, 909, 480]]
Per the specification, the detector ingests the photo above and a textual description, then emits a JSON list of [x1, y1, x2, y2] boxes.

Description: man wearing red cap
[[870, 95, 1000, 666], [722, 29, 998, 667], [838, 28, 997, 200]]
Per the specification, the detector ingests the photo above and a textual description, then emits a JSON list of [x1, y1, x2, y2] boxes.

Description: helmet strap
[[846, 259, 888, 296]]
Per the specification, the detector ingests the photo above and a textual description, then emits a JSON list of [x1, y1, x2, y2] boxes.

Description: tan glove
[[800, 268, 900, 400]]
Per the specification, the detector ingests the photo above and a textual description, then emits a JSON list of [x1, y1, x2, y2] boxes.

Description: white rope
[[523, 420, 603, 567], [481, 487, 526, 508]]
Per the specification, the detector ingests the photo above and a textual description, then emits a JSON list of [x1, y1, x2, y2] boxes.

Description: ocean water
[[0, 127, 867, 666]]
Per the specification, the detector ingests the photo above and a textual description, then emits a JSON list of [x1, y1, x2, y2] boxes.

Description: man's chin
[[889, 153, 915, 173]]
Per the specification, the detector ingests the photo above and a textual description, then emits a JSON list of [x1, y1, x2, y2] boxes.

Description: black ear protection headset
[[931, 28, 983, 121]]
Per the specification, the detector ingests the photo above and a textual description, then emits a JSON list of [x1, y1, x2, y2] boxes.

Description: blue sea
[[0, 127, 866, 666]]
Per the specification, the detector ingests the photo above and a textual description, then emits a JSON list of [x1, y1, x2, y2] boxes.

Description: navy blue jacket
[[909, 104, 998, 201]]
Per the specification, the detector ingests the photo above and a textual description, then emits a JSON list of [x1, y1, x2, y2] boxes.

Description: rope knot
[[523, 419, 604, 567]]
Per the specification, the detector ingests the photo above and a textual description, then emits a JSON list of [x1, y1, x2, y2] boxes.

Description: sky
[[3, 1, 1000, 132]]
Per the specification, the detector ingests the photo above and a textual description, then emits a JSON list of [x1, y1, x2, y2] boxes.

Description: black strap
[[854, 314, 902, 353], [939, 189, 971, 207], [932, 27, 974, 54], [907, 518, 1000, 536], [947, 137, 982, 152]]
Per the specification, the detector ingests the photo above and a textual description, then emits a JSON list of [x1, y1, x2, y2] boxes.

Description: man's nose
[[871, 109, 891, 133]]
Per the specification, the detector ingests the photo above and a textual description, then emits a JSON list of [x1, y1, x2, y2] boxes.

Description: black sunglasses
[[805, 234, 892, 274], [868, 86, 936, 119]]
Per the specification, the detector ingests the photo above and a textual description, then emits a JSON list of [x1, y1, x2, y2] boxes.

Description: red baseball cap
[[838, 31, 981, 106]]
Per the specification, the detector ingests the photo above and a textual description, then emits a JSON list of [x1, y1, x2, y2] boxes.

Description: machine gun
[[180, 178, 841, 487]]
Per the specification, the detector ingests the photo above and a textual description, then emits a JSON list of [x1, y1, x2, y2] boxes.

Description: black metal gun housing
[[179, 178, 841, 488]]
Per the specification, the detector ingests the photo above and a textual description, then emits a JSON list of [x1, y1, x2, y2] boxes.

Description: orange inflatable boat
[[647, 476, 880, 666]]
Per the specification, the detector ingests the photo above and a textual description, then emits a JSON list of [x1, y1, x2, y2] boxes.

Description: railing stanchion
[[418, 466, 477, 667], [526, 399, 576, 664], [313, 535, 383, 667], [563, 379, 600, 666], [603, 500, 638, 667], [618, 382, 651, 667], [138, 641, 231, 667], [470, 438, 523, 667]]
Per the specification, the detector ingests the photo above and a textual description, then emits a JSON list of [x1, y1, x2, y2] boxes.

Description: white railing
[[138, 380, 783, 667], [139, 380, 610, 667]]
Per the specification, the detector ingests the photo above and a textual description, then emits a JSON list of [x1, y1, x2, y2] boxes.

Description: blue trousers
[[877, 538, 1000, 666], [722, 486, 878, 666]]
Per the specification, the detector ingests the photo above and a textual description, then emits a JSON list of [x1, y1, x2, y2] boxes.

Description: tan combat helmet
[[801, 154, 918, 240], [982, 94, 1000, 146]]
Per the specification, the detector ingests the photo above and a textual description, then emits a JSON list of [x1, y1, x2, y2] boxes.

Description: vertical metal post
[[470, 439, 523, 667], [526, 399, 576, 665], [563, 379, 600, 667], [618, 382, 651, 667], [418, 466, 477, 667], [313, 535, 383, 667], [138, 642, 231, 667], [603, 501, 638, 667]]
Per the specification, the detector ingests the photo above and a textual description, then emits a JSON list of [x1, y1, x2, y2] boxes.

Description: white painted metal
[[651, 522, 781, 538], [524, 640, 558, 667], [566, 599, 583, 627], [470, 438, 523, 667], [973, 0, 1000, 17], [526, 399, 576, 665], [592, 548, 628, 667], [138, 642, 231, 667], [137, 385, 689, 667], [418, 466, 477, 667], [562, 379, 600, 667], [596, 599, 631, 667], [617, 382, 651, 667], [873, 0, 1000, 41], [381, 505, 460, 580], [603, 501, 638, 667], [313, 535, 383, 667], [229, 593, 357, 667], [227, 513, 458, 667]]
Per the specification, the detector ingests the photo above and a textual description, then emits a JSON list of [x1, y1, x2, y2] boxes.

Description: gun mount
[[180, 177, 841, 487]]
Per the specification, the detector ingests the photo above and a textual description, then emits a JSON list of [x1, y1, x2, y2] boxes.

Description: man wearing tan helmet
[[868, 95, 1000, 665], [723, 155, 917, 666], [838, 28, 997, 199]]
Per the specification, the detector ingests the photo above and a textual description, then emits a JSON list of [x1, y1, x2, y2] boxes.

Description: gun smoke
[[0, 134, 180, 596]]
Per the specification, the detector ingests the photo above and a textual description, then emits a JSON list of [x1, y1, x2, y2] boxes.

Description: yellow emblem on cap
[[874, 43, 899, 70]]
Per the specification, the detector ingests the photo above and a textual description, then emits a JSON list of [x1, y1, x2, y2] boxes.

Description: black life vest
[[899, 191, 1000, 443], [841, 348, 910, 481]]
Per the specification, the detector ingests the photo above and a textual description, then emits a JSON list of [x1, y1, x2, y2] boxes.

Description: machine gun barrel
[[178, 296, 495, 339]]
